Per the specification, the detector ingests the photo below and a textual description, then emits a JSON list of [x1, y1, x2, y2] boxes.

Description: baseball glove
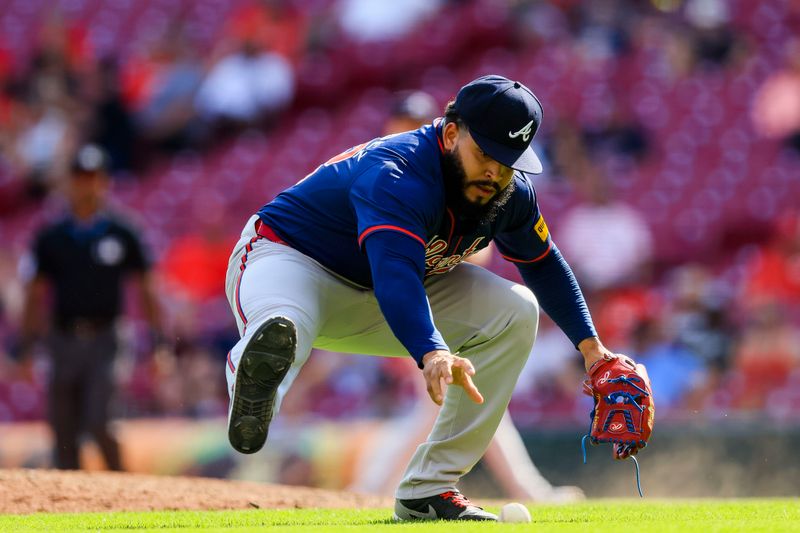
[[581, 354, 654, 496], [583, 354, 654, 458]]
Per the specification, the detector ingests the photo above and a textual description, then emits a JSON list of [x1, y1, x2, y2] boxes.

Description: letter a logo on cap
[[508, 120, 534, 142]]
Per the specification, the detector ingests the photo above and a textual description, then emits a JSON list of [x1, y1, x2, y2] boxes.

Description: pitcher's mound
[[0, 469, 393, 514]]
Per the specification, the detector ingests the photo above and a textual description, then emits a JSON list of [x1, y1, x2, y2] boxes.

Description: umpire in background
[[19, 144, 163, 471]]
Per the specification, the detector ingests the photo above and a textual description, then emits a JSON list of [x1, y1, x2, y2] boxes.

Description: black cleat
[[393, 490, 497, 521], [228, 316, 296, 454]]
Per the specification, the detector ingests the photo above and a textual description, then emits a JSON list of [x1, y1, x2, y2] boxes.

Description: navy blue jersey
[[258, 121, 553, 288]]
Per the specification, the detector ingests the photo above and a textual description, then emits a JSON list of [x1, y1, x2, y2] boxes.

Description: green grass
[[1, 500, 798, 532]]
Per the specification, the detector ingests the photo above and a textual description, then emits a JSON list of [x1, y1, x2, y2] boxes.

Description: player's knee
[[507, 285, 539, 334]]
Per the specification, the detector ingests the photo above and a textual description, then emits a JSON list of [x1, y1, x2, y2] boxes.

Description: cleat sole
[[228, 317, 296, 454]]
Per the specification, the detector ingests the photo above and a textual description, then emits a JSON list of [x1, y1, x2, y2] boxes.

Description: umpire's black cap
[[454, 75, 544, 174]]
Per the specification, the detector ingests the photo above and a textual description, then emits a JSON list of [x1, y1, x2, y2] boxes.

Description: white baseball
[[499, 502, 532, 523]]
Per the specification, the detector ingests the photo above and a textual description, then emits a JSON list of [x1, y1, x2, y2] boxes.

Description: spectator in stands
[[17, 144, 165, 470], [221, 0, 310, 65], [35, 11, 94, 77], [683, 0, 743, 71], [740, 211, 800, 312], [194, 35, 295, 132], [751, 39, 800, 153], [0, 36, 17, 158], [582, 105, 650, 162], [558, 173, 653, 292], [628, 317, 707, 412], [121, 28, 204, 157], [382, 90, 437, 136], [83, 58, 136, 173], [11, 94, 77, 201], [733, 301, 800, 410], [160, 214, 231, 304], [661, 264, 735, 410], [591, 284, 662, 354], [510, 1, 571, 51], [573, 0, 637, 62], [336, 0, 441, 43], [0, 93, 32, 214], [5, 12, 91, 200], [668, 265, 735, 373]]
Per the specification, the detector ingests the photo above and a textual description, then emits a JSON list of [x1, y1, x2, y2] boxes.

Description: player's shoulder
[[352, 154, 441, 203], [510, 171, 538, 203], [351, 139, 443, 217], [358, 131, 440, 185], [513, 171, 537, 190], [362, 124, 440, 170]]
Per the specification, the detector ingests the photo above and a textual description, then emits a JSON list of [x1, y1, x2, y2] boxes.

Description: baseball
[[499, 502, 532, 523]]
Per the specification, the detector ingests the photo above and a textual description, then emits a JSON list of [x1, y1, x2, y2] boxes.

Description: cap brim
[[470, 130, 543, 174]]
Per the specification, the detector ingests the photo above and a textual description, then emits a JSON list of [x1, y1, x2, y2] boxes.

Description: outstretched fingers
[[421, 351, 484, 405], [427, 375, 444, 405], [452, 358, 484, 404]]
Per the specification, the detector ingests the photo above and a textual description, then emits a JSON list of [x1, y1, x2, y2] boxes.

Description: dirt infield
[[0, 469, 394, 514]]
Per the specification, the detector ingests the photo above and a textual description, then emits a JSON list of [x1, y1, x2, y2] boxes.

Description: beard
[[441, 149, 515, 234]]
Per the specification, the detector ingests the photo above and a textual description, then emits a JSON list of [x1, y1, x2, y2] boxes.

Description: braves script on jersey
[[257, 120, 552, 288]]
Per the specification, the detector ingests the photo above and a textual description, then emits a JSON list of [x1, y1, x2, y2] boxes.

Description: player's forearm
[[516, 244, 597, 347], [365, 232, 449, 367], [376, 276, 447, 365]]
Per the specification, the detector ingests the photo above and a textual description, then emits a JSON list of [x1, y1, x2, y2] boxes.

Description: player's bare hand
[[578, 336, 614, 371], [421, 350, 484, 406]]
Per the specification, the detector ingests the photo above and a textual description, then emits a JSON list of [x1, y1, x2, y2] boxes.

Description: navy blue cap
[[454, 75, 544, 174]]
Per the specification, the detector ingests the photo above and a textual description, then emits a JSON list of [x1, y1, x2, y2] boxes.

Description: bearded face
[[441, 131, 516, 233]]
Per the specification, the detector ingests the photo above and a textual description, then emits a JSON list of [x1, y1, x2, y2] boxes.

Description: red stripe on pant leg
[[227, 351, 235, 372], [235, 269, 248, 327], [235, 235, 263, 328]]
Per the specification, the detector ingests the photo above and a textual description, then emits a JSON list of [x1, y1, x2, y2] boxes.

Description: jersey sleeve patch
[[535, 215, 549, 242]]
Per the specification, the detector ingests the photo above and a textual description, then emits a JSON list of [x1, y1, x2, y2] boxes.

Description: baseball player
[[225, 75, 622, 521], [344, 90, 583, 502]]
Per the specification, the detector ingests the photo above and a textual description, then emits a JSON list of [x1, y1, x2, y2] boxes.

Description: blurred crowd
[[0, 0, 799, 430]]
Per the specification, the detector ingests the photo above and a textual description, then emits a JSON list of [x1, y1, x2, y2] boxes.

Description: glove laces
[[581, 435, 644, 498], [607, 375, 650, 396]]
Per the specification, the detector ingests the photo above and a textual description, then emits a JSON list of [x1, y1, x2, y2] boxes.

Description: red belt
[[254, 219, 287, 245]]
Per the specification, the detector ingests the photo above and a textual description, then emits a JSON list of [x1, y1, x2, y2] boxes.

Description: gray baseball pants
[[224, 215, 539, 499]]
